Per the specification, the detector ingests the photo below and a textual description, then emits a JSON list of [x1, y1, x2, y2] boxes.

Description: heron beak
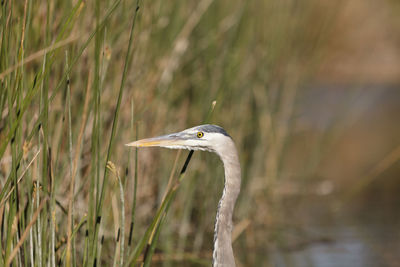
[[125, 133, 186, 148]]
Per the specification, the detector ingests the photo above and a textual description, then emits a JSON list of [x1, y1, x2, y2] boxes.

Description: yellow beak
[[125, 133, 184, 148]]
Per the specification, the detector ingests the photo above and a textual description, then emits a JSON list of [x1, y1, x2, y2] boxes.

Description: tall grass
[[2, 0, 392, 266]]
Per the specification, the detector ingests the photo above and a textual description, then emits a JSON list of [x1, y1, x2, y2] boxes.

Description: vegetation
[[1, 0, 399, 266]]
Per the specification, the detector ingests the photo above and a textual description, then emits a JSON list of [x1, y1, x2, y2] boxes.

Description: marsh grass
[[1, 0, 392, 266]]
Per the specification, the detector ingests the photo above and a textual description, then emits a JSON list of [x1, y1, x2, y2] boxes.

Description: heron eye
[[197, 131, 204, 138]]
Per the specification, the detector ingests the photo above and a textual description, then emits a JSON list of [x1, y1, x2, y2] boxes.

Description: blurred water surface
[[270, 194, 400, 267]]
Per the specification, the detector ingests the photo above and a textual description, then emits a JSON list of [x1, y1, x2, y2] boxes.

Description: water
[[271, 197, 400, 267]]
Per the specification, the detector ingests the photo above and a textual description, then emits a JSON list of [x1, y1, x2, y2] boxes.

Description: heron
[[126, 124, 241, 267]]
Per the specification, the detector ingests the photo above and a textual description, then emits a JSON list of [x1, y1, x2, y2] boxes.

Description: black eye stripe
[[195, 124, 230, 137]]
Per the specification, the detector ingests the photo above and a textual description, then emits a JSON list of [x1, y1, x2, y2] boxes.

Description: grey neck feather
[[213, 138, 241, 267]]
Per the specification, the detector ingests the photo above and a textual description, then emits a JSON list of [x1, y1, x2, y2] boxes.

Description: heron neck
[[213, 140, 241, 267]]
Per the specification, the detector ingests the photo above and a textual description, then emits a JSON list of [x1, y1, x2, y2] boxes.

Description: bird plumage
[[126, 124, 241, 266]]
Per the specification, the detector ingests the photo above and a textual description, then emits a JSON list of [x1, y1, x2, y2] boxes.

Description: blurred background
[[1, 0, 400, 266]]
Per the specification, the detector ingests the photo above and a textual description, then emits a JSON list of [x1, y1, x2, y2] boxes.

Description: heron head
[[125, 124, 231, 153]]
